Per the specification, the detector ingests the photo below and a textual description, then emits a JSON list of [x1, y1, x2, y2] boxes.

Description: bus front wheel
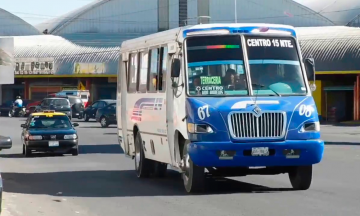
[[134, 132, 153, 178], [288, 165, 312, 190], [182, 140, 205, 193]]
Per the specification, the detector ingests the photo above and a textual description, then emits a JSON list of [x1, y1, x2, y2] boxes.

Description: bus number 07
[[198, 105, 210, 120]]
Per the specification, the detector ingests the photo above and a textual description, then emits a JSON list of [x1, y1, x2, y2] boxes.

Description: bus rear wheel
[[134, 132, 153, 178], [288, 165, 312, 190], [182, 140, 205, 193]]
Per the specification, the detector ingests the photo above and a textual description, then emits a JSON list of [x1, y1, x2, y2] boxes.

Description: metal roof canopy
[[297, 26, 360, 72]]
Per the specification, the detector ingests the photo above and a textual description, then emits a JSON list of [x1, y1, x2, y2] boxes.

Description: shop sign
[[15, 57, 55, 75], [74, 62, 105, 74]]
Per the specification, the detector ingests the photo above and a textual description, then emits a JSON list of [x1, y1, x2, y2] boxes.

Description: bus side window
[[138, 52, 149, 93], [159, 46, 168, 92], [128, 53, 139, 93], [148, 48, 159, 93]]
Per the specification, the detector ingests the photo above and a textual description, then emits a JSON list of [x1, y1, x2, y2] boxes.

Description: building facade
[[3, 0, 360, 122], [3, 35, 120, 102], [298, 26, 360, 122]]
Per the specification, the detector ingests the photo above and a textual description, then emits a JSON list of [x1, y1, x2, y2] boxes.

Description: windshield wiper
[[251, 83, 281, 97]]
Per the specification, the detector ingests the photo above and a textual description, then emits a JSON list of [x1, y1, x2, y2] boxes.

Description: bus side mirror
[[304, 57, 316, 91], [171, 58, 181, 78], [304, 58, 315, 82]]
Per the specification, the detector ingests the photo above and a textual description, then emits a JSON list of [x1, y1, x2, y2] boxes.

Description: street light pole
[[234, 0, 237, 23]]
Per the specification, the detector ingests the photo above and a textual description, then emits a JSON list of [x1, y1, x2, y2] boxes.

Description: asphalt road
[[0, 117, 359, 216]]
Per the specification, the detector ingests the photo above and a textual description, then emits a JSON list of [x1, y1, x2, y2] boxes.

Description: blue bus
[[117, 23, 324, 193]]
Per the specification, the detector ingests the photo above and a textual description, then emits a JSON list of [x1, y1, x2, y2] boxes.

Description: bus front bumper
[[187, 139, 324, 167]]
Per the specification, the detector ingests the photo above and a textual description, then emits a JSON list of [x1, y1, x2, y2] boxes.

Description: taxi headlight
[[187, 123, 213, 134], [29, 135, 42, 140], [64, 134, 77, 140]]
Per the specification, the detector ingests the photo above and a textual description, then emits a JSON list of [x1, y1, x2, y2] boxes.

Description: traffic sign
[[78, 82, 86, 90]]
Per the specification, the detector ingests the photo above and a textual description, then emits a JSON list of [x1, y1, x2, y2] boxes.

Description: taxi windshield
[[29, 115, 72, 129], [186, 35, 248, 96]]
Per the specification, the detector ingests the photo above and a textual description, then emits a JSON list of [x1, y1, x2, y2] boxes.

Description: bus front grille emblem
[[253, 105, 262, 117]]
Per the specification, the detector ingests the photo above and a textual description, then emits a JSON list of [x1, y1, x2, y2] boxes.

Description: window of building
[[128, 53, 139, 93], [148, 48, 159, 92], [139, 52, 149, 93], [159, 47, 168, 92], [179, 0, 188, 27]]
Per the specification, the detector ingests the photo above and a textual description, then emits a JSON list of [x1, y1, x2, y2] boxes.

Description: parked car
[[35, 98, 72, 120], [0, 100, 13, 116], [83, 99, 116, 122], [95, 103, 116, 127]]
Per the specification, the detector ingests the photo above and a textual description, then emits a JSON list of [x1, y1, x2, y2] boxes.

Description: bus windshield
[[186, 35, 248, 96], [245, 35, 307, 96], [186, 34, 307, 97]]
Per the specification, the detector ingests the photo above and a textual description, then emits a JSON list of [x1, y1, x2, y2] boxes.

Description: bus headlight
[[187, 123, 213, 134], [300, 122, 320, 132]]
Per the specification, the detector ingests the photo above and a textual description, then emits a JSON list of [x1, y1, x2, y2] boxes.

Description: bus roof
[[120, 23, 296, 52]]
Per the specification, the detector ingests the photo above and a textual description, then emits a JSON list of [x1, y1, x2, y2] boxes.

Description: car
[[20, 110, 79, 157], [83, 99, 116, 122], [67, 96, 85, 119], [0, 136, 12, 214], [25, 101, 41, 117], [35, 97, 72, 120], [52, 95, 85, 119], [95, 103, 116, 127]]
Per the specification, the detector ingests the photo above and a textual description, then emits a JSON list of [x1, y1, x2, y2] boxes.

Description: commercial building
[[2, 0, 360, 122], [9, 35, 120, 102], [298, 26, 360, 122]]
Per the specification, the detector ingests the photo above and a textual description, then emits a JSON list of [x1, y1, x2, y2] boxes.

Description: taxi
[[21, 110, 79, 157]]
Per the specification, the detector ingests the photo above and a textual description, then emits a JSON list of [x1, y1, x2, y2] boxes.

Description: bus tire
[[288, 165, 312, 190], [182, 140, 205, 193], [134, 132, 153, 178], [153, 162, 167, 178]]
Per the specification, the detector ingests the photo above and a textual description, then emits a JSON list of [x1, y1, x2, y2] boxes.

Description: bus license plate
[[251, 147, 269, 156], [49, 141, 59, 147]]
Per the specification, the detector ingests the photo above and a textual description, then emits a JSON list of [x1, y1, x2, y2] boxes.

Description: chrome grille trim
[[228, 111, 286, 139]]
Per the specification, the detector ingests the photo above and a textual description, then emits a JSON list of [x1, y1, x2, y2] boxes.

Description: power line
[[2, 4, 360, 29]]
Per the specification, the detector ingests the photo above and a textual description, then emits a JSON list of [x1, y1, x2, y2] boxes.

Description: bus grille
[[228, 112, 286, 139]]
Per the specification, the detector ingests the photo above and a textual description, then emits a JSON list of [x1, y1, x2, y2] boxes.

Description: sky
[[1, 0, 93, 26]]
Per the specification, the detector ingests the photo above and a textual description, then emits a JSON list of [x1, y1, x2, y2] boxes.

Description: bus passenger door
[[119, 56, 131, 156]]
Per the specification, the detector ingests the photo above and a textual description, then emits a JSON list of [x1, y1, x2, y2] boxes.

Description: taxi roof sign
[[31, 111, 66, 116], [43, 110, 55, 113]]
